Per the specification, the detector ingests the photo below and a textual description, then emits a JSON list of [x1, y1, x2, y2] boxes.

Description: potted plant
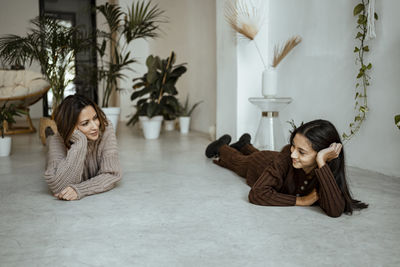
[[0, 17, 91, 144], [178, 96, 203, 134], [128, 51, 187, 139], [96, 2, 165, 131], [0, 103, 25, 157], [0, 17, 90, 114]]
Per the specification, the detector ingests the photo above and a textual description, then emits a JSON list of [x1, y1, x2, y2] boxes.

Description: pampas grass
[[224, 0, 266, 68], [272, 36, 302, 68]]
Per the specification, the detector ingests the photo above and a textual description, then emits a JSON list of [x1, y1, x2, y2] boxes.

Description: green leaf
[[363, 46, 369, 52], [356, 83, 360, 88], [130, 87, 150, 101], [355, 32, 363, 39], [357, 72, 363, 79], [353, 3, 364, 16], [367, 63, 372, 69], [395, 114, 400, 128], [358, 14, 367, 24], [355, 92, 359, 99], [354, 46, 360, 53], [374, 12, 378, 20]]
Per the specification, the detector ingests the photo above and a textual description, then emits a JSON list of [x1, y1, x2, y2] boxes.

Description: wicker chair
[[0, 70, 50, 134]]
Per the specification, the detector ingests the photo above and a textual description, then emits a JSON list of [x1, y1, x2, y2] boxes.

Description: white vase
[[179, 116, 191, 134], [164, 120, 175, 131], [139, 116, 163, 139], [0, 136, 12, 157], [102, 107, 121, 133], [262, 67, 278, 97]]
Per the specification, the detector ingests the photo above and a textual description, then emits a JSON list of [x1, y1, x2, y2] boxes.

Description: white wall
[[119, 0, 217, 134], [217, 0, 400, 177], [0, 0, 42, 118]]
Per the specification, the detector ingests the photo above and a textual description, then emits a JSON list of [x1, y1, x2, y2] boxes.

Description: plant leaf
[[353, 3, 364, 16]]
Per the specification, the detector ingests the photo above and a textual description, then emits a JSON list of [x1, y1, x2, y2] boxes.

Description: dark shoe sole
[[230, 133, 251, 151], [205, 134, 232, 158]]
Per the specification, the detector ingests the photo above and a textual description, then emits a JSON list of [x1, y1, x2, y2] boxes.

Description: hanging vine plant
[[342, 0, 378, 141]]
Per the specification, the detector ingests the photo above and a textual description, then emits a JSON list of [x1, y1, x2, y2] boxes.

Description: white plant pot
[[139, 116, 163, 139], [262, 67, 278, 97], [164, 120, 175, 131], [179, 116, 191, 134], [0, 136, 12, 157], [102, 107, 121, 133]]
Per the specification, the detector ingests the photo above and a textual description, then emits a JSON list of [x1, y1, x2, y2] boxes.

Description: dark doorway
[[39, 0, 97, 116]]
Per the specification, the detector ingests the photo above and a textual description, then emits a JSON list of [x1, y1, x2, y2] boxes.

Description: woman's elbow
[[248, 188, 268, 206]]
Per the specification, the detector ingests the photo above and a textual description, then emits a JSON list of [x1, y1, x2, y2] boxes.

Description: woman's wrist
[[316, 155, 326, 168], [296, 197, 304, 206]]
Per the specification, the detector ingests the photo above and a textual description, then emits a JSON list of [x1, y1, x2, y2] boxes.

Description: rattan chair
[[0, 70, 50, 134]]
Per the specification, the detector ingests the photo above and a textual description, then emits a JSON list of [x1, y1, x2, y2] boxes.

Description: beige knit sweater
[[44, 124, 122, 199]]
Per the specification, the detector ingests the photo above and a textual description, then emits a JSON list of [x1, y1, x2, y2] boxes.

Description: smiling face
[[76, 105, 100, 141], [290, 133, 318, 174]]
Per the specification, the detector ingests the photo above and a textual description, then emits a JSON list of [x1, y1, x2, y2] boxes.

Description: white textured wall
[[143, 0, 217, 133], [0, 0, 42, 118], [217, 0, 400, 177]]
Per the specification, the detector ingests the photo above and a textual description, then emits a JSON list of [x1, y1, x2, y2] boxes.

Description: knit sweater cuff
[[69, 184, 83, 200]]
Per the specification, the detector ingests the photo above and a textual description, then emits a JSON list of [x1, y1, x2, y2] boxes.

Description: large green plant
[[127, 51, 187, 126], [342, 0, 378, 140], [96, 1, 165, 108], [0, 103, 26, 138], [0, 17, 90, 114]]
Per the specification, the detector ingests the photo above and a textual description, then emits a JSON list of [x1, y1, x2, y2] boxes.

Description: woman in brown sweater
[[205, 119, 368, 217], [44, 94, 122, 201]]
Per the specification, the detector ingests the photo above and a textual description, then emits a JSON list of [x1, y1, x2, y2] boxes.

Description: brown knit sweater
[[215, 144, 345, 217], [44, 124, 122, 199]]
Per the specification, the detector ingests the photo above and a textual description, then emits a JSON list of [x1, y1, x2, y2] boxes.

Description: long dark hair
[[290, 119, 368, 214], [54, 94, 108, 148]]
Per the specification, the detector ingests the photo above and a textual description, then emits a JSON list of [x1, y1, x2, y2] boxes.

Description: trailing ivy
[[395, 114, 400, 130], [343, 0, 378, 141]]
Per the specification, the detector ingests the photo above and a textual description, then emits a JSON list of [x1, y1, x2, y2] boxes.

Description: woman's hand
[[316, 143, 342, 168], [70, 129, 87, 144], [54, 186, 78, 201], [296, 189, 319, 206]]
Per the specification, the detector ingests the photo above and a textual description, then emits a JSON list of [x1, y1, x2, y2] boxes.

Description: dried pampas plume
[[224, 0, 266, 68], [224, 0, 261, 40], [272, 36, 302, 68]]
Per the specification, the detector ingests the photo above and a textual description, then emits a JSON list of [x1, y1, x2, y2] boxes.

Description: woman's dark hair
[[54, 94, 108, 148], [289, 119, 368, 215]]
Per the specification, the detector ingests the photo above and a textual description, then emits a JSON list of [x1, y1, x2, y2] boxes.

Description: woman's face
[[290, 133, 318, 174], [76, 105, 100, 141]]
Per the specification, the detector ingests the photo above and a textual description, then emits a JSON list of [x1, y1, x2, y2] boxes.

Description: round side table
[[248, 97, 292, 151]]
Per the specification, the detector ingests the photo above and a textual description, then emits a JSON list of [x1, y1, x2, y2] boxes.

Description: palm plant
[[96, 1, 166, 107], [0, 17, 91, 115]]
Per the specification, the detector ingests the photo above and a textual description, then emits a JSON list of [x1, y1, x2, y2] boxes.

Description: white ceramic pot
[[164, 119, 175, 131], [139, 115, 163, 139], [262, 67, 278, 97], [0, 136, 12, 157], [102, 107, 121, 133], [179, 116, 191, 134]]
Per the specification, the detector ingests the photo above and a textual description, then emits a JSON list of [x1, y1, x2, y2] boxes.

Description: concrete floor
[[0, 121, 399, 267]]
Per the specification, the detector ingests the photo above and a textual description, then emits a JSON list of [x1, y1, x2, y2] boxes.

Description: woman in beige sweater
[[44, 94, 122, 201]]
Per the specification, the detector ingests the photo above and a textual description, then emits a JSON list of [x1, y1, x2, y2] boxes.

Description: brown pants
[[214, 144, 279, 186]]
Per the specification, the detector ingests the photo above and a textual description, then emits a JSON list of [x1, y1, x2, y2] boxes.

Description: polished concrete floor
[[1, 121, 399, 267]]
